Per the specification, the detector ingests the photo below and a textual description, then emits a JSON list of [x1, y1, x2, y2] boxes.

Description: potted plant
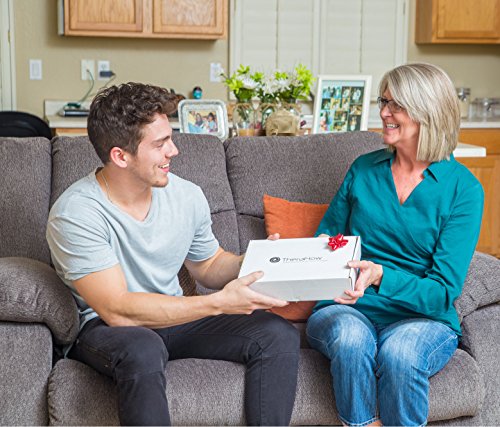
[[221, 64, 315, 135], [220, 65, 259, 136]]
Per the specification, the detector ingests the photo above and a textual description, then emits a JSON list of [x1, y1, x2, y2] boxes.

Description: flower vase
[[258, 102, 276, 135], [232, 102, 256, 136]]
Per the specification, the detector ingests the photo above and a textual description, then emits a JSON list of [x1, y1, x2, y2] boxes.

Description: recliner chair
[[0, 111, 53, 139]]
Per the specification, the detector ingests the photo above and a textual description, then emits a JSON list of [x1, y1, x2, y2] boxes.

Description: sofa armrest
[[455, 251, 500, 322], [459, 303, 500, 425], [0, 257, 79, 345]]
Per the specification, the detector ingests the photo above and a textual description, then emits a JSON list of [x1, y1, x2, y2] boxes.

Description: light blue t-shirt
[[46, 170, 219, 328]]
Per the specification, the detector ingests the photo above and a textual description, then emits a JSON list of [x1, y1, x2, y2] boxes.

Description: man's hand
[[334, 260, 383, 305], [213, 271, 288, 315]]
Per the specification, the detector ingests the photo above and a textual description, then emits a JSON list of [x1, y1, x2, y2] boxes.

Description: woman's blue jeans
[[306, 305, 458, 426]]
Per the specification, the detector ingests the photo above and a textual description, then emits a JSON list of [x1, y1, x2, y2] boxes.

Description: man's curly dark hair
[[87, 82, 178, 163]]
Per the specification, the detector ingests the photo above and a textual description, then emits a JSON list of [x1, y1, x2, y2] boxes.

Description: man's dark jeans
[[68, 310, 300, 426]]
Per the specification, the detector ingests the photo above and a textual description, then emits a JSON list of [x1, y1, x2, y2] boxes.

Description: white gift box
[[238, 236, 361, 301]]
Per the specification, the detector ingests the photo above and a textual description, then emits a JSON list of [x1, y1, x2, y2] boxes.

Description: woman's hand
[[335, 260, 383, 305]]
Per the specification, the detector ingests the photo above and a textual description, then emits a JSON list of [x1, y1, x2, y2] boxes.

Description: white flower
[[242, 77, 258, 90], [274, 78, 290, 93], [259, 77, 276, 96]]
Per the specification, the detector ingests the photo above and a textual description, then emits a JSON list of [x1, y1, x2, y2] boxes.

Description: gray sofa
[[1, 132, 499, 426]]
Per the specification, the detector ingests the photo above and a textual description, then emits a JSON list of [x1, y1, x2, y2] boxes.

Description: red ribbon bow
[[328, 234, 348, 251]]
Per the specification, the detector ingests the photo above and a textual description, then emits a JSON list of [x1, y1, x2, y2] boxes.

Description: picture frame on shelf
[[312, 75, 372, 134], [178, 99, 229, 141]]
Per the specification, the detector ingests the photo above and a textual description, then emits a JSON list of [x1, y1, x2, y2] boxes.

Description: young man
[[46, 83, 300, 426]]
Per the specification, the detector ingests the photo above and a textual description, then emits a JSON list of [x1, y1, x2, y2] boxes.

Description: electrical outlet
[[97, 60, 111, 80], [29, 59, 42, 80], [81, 59, 95, 81], [210, 62, 223, 82]]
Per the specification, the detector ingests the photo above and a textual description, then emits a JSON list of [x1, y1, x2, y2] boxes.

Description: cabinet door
[[437, 0, 500, 39], [416, 0, 500, 43], [458, 156, 500, 257], [152, 0, 227, 39], [64, 0, 144, 34], [458, 129, 500, 257]]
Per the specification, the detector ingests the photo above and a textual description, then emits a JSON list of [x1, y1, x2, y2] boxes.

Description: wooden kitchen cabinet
[[60, 0, 227, 39], [152, 0, 226, 38], [416, 0, 500, 44], [457, 129, 500, 257]]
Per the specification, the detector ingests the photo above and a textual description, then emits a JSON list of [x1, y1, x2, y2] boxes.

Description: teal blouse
[[314, 149, 484, 335]]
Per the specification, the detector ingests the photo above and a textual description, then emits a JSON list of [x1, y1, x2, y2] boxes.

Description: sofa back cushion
[[224, 132, 384, 252], [169, 134, 239, 254], [51, 133, 239, 255], [50, 136, 102, 207], [0, 137, 52, 263]]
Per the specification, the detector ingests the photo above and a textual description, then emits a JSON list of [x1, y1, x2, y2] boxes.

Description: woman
[[194, 112, 204, 128], [306, 63, 483, 426]]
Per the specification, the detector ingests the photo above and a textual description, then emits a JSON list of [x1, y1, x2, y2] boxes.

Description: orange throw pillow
[[262, 194, 329, 322]]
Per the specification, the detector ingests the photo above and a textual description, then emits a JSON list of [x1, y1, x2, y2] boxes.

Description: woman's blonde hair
[[379, 63, 460, 162]]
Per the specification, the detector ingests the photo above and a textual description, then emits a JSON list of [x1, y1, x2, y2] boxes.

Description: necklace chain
[[100, 169, 113, 203]]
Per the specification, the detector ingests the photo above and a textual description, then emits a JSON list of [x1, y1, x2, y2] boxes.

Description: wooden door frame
[[0, 0, 16, 110]]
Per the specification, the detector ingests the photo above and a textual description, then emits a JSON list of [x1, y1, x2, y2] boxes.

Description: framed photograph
[[178, 99, 229, 141], [312, 75, 372, 134]]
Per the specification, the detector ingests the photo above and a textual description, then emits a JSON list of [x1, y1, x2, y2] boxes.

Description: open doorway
[[0, 0, 16, 110]]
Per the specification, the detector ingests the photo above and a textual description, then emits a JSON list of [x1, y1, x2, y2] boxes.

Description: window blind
[[230, 0, 408, 99]]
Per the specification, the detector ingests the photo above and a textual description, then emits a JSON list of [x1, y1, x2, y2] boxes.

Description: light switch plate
[[29, 59, 42, 80], [210, 62, 223, 82]]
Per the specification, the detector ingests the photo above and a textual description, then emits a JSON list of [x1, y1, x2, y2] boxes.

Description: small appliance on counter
[[470, 97, 499, 120], [57, 102, 89, 117]]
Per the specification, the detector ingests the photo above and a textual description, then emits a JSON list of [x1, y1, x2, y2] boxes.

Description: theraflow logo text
[[269, 256, 326, 264]]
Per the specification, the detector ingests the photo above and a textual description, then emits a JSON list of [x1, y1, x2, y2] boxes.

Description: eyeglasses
[[377, 97, 405, 113]]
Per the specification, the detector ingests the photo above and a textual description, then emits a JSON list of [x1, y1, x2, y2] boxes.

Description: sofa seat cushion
[[48, 358, 246, 426], [427, 348, 483, 421], [49, 355, 338, 426], [48, 346, 481, 425], [0, 257, 79, 345]]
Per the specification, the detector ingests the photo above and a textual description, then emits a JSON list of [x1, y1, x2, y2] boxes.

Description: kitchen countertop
[[453, 143, 486, 157], [44, 100, 182, 131], [45, 115, 182, 130], [368, 117, 500, 129]]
